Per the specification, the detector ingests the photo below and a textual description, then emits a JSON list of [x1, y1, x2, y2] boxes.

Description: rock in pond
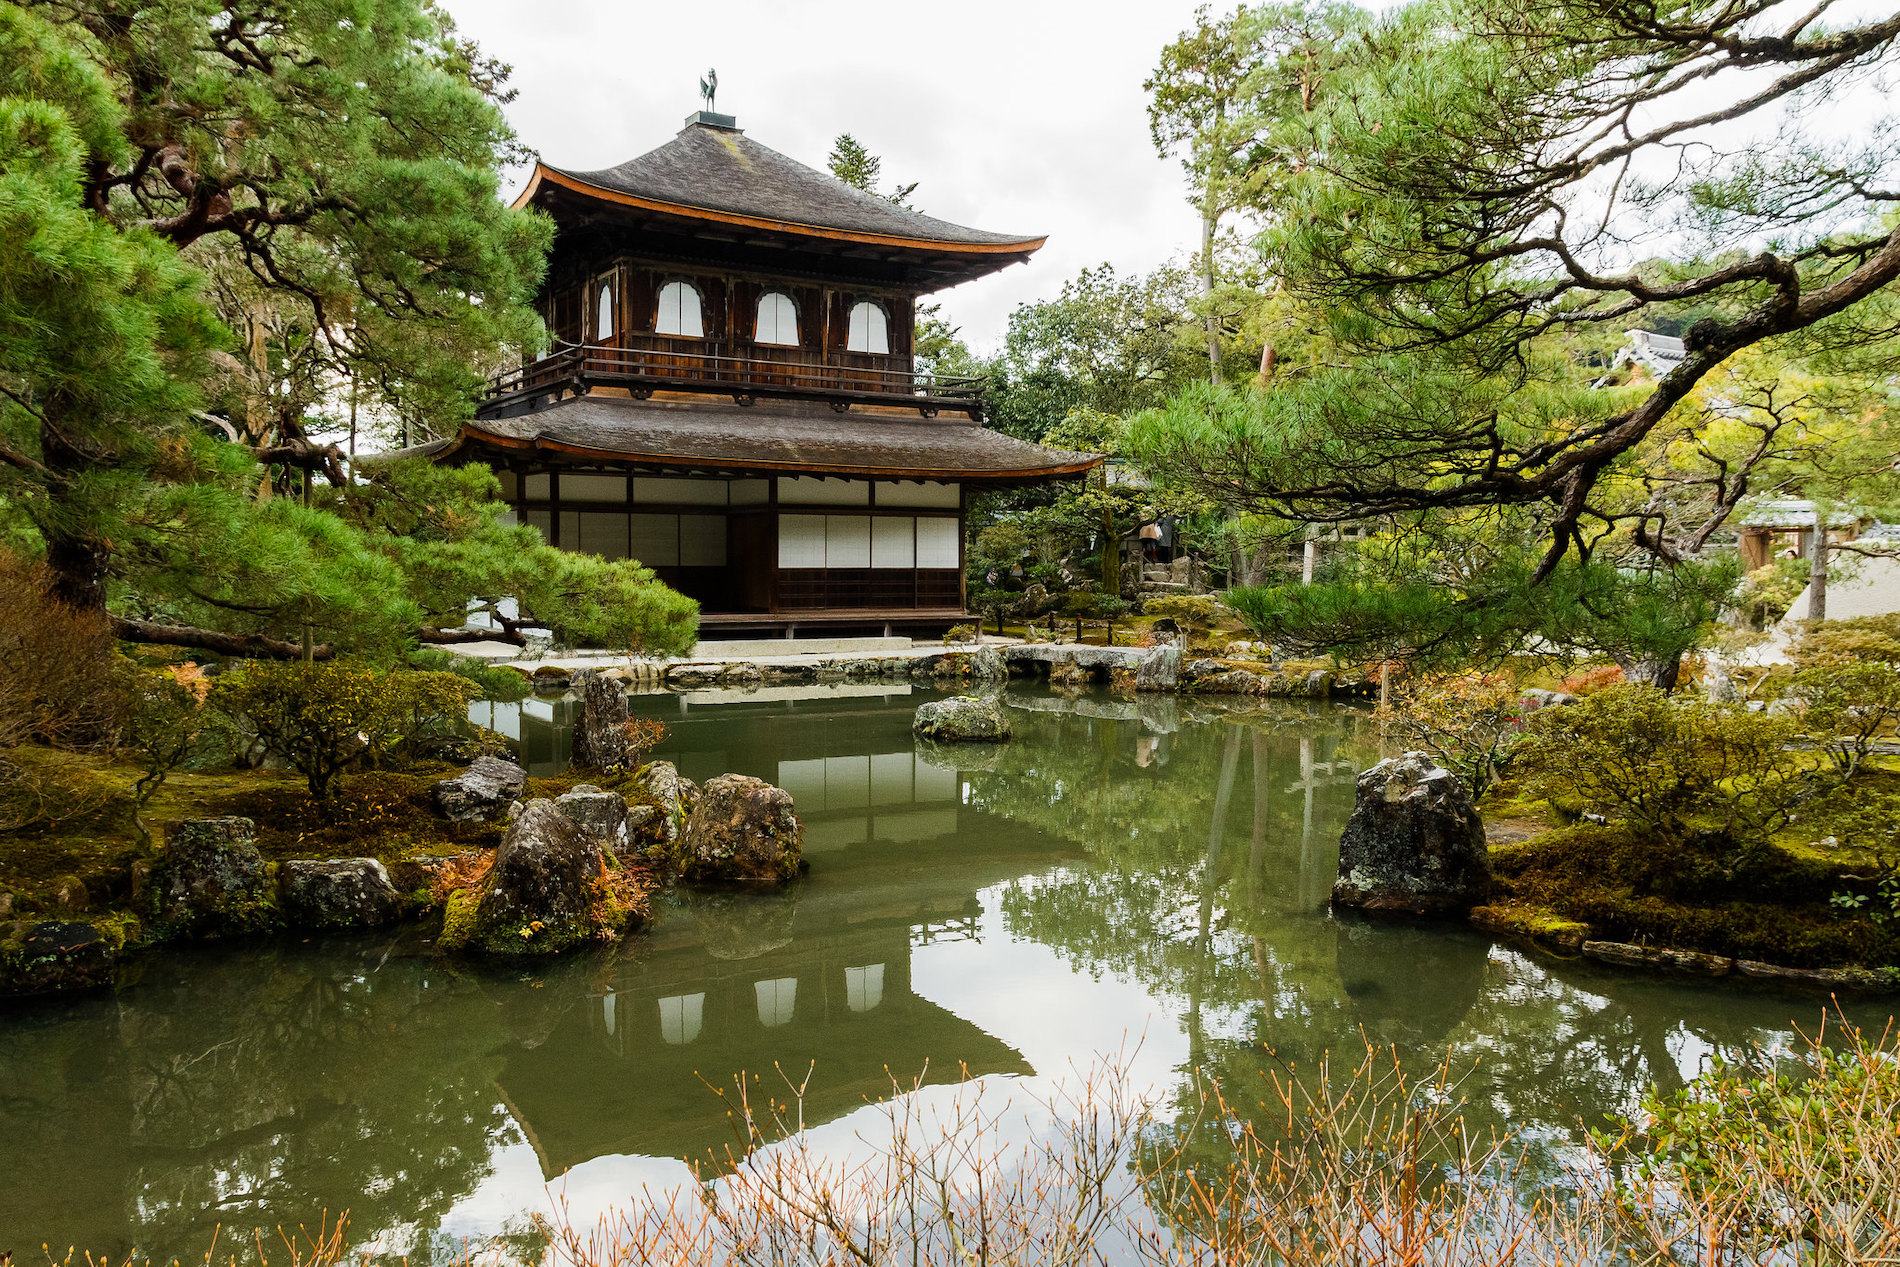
[[572, 675, 631, 771], [679, 774, 803, 886], [1135, 645, 1181, 692], [1, 920, 121, 997], [438, 799, 638, 956], [1333, 753, 1490, 916], [912, 695, 1012, 743], [629, 761, 692, 849], [278, 858, 404, 930], [144, 817, 278, 937], [555, 784, 629, 852], [432, 755, 528, 823]]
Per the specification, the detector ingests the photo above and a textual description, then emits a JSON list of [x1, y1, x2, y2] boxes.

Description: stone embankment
[[3, 751, 810, 998], [511, 640, 1376, 699]]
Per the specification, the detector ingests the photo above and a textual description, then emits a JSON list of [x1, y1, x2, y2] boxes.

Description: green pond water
[[1, 684, 1892, 1261]]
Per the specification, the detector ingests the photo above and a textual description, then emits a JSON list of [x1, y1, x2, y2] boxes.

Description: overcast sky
[[442, 0, 1217, 353]]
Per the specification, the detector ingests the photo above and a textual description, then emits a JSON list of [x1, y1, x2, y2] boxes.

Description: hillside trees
[[1133, 0, 1900, 577], [0, 0, 695, 658]]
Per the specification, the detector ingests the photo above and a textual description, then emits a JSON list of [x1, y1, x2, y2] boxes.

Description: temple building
[[422, 106, 1099, 637]]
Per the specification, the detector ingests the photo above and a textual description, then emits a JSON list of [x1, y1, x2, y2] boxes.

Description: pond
[[1, 684, 1890, 1262]]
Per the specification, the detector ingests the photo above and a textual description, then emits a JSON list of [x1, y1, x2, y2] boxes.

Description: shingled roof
[[425, 395, 1099, 485], [522, 121, 1043, 253]]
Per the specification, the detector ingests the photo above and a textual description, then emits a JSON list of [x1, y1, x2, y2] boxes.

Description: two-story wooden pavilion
[[421, 108, 1099, 637]]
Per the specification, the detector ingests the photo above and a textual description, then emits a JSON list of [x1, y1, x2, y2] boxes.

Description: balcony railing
[[479, 336, 986, 419]]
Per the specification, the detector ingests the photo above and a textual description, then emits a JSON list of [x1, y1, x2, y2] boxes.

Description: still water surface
[[2, 684, 1891, 1260]]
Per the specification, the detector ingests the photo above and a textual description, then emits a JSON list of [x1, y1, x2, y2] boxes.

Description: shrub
[[1785, 661, 1900, 781], [0, 552, 124, 751], [1789, 613, 1900, 669], [119, 663, 228, 840], [408, 647, 531, 702], [1142, 594, 1220, 629], [1557, 663, 1624, 695], [1514, 684, 1809, 869], [618, 716, 668, 768], [941, 623, 978, 645], [1388, 672, 1530, 800], [212, 663, 476, 801]]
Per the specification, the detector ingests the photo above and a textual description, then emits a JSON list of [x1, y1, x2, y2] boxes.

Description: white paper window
[[826, 515, 871, 568], [917, 517, 960, 568], [877, 481, 959, 509], [495, 470, 519, 499], [872, 516, 915, 569], [679, 514, 726, 567], [634, 477, 727, 506], [846, 301, 889, 354], [578, 512, 629, 560], [595, 281, 614, 340], [755, 977, 797, 1028], [729, 479, 770, 506], [778, 477, 870, 506], [659, 993, 704, 1045], [778, 515, 828, 567], [562, 472, 626, 503], [524, 473, 551, 501], [523, 508, 552, 543], [656, 281, 703, 337], [755, 291, 798, 345], [845, 964, 885, 1013], [629, 514, 680, 567]]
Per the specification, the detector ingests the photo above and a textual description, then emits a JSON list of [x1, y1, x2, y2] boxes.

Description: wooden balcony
[[479, 336, 986, 420]]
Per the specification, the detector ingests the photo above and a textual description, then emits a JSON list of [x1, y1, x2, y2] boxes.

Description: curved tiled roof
[[431, 395, 1098, 484], [529, 123, 1042, 252]]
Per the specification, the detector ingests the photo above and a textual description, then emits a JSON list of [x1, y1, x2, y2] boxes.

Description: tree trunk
[[1616, 654, 1683, 692], [114, 616, 335, 661], [1200, 203, 1223, 383], [1807, 512, 1829, 623]]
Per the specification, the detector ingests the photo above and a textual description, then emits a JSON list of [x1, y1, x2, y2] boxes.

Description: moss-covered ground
[[1477, 772, 1900, 969], [0, 746, 663, 932]]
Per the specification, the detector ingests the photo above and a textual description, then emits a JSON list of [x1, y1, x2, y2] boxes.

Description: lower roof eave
[[436, 428, 1101, 487]]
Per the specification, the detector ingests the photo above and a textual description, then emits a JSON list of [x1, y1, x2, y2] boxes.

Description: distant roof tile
[[539, 123, 1040, 250]]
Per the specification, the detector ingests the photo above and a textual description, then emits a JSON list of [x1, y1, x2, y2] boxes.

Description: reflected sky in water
[[1, 684, 1890, 1261]]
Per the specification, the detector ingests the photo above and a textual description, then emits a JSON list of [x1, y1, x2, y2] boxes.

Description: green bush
[[1142, 594, 1220, 629], [212, 663, 476, 801], [1514, 684, 1809, 871], [408, 647, 532, 702], [1789, 614, 1900, 669], [119, 663, 229, 839], [1785, 661, 1900, 780]]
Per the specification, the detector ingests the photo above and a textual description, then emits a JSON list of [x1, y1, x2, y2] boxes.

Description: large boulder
[[0, 921, 121, 997], [439, 799, 638, 955], [1333, 753, 1490, 916], [1135, 645, 1180, 692], [278, 858, 404, 930], [912, 695, 1013, 743], [555, 784, 629, 852], [145, 817, 278, 937], [432, 755, 528, 823], [679, 774, 803, 885]]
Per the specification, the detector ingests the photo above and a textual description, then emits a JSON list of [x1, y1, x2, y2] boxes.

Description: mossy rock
[[435, 800, 642, 956]]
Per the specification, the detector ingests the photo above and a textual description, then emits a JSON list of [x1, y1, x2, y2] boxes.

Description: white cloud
[[442, 0, 1214, 351]]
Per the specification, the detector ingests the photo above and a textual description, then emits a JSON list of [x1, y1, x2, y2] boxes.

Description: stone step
[[1141, 581, 1192, 594]]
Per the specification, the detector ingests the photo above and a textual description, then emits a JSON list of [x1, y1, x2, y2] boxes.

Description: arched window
[[754, 291, 798, 345], [594, 280, 615, 341], [846, 301, 889, 354], [655, 280, 704, 337]]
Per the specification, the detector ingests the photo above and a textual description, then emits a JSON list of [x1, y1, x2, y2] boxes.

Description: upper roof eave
[[513, 163, 1047, 259]]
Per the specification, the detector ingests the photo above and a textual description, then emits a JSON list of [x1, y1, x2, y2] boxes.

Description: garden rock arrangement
[[432, 755, 528, 823], [141, 816, 278, 938], [0, 921, 122, 996], [679, 774, 804, 886], [913, 695, 1013, 743], [554, 784, 630, 851], [278, 858, 404, 930], [1333, 753, 1491, 916], [631, 760, 694, 846], [438, 799, 638, 955]]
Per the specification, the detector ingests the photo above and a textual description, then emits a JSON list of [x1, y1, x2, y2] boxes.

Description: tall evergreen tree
[[0, 0, 697, 658]]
